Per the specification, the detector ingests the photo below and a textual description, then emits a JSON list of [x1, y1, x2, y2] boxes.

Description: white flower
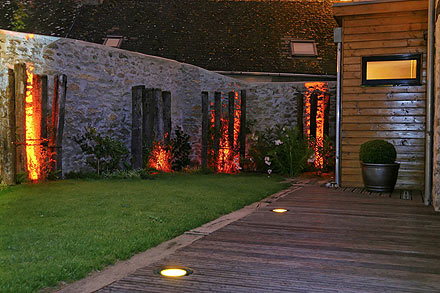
[[274, 139, 282, 146], [282, 127, 286, 131], [267, 169, 272, 175], [264, 157, 271, 166]]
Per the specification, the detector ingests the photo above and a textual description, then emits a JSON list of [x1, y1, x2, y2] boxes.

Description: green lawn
[[0, 173, 287, 292]]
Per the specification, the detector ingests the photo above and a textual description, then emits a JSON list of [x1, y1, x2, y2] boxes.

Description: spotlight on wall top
[[272, 208, 288, 213], [159, 268, 192, 277]]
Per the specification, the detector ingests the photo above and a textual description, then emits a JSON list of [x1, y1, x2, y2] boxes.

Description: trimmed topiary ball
[[359, 140, 397, 164]]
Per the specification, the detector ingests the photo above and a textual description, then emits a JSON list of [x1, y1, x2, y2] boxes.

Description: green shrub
[[170, 128, 191, 171], [247, 126, 278, 172], [73, 126, 129, 175], [268, 126, 313, 177], [359, 140, 396, 164]]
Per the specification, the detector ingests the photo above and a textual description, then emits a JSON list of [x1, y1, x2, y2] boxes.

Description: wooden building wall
[[334, 1, 428, 190]]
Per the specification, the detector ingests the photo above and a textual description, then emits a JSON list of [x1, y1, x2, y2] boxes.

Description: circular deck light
[[272, 208, 288, 213], [159, 268, 191, 277]]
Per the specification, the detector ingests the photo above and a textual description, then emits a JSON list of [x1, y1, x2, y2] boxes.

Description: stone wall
[[0, 29, 335, 175]]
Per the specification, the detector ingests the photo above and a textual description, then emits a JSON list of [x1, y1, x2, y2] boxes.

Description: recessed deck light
[[159, 268, 191, 277], [272, 208, 288, 213]]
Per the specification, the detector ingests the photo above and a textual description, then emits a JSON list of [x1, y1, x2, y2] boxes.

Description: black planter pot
[[361, 162, 400, 192]]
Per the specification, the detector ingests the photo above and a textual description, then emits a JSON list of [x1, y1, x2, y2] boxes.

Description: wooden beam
[[14, 63, 27, 174], [201, 92, 209, 169], [142, 88, 154, 152], [297, 93, 304, 137], [228, 91, 235, 150], [214, 92, 221, 166], [56, 74, 67, 174], [131, 85, 144, 170], [32, 74, 43, 180], [153, 88, 164, 142], [50, 75, 60, 172], [239, 90, 246, 161], [41, 75, 48, 142], [162, 91, 172, 142], [0, 69, 17, 185]]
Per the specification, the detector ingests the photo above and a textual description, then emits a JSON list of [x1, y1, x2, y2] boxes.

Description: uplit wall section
[[0, 29, 335, 175]]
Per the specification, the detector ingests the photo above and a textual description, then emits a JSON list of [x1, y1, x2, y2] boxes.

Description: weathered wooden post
[[214, 92, 222, 167], [162, 91, 172, 141], [310, 91, 317, 138], [239, 90, 246, 162], [49, 75, 60, 172], [297, 92, 304, 138], [14, 64, 27, 174], [0, 69, 17, 185], [41, 75, 48, 142], [324, 92, 330, 137], [201, 91, 209, 169], [56, 74, 67, 174], [228, 91, 235, 149], [131, 85, 144, 169], [142, 88, 154, 152], [153, 88, 164, 141]]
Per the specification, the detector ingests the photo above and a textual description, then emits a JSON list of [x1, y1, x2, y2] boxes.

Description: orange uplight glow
[[148, 139, 172, 172], [25, 65, 42, 181], [210, 92, 241, 173], [304, 82, 329, 170]]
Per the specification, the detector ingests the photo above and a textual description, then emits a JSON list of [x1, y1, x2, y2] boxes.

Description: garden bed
[[0, 173, 286, 292]]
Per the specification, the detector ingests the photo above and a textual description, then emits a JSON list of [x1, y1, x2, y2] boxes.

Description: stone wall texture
[[0, 30, 335, 175]]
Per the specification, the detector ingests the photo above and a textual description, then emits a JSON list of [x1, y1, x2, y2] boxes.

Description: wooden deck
[[98, 186, 440, 292]]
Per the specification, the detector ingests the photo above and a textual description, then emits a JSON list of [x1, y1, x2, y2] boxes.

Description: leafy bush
[[268, 127, 313, 177], [359, 140, 396, 164], [73, 126, 129, 175], [170, 128, 192, 171], [248, 125, 313, 176], [247, 127, 278, 172]]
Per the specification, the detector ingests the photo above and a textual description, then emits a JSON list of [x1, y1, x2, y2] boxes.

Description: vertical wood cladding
[[338, 4, 427, 190]]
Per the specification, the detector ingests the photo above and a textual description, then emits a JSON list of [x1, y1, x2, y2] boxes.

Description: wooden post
[[162, 91, 172, 141], [14, 63, 27, 174], [0, 69, 17, 185], [41, 75, 48, 142], [32, 75, 43, 179], [324, 92, 330, 137], [201, 92, 209, 169], [214, 92, 221, 166], [228, 91, 235, 149], [153, 88, 164, 142], [297, 93, 304, 138], [50, 75, 60, 171], [56, 74, 67, 174], [142, 88, 154, 152], [131, 85, 144, 169], [239, 90, 246, 161], [310, 92, 317, 138]]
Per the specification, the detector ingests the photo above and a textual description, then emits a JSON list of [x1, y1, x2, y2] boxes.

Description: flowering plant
[[267, 126, 313, 177]]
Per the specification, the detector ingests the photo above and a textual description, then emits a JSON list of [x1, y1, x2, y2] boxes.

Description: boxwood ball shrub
[[359, 140, 397, 164]]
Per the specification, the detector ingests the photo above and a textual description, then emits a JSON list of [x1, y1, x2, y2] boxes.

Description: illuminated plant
[[73, 126, 129, 175], [268, 126, 313, 177]]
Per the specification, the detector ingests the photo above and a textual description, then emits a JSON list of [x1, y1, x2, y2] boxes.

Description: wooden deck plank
[[98, 186, 440, 292]]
